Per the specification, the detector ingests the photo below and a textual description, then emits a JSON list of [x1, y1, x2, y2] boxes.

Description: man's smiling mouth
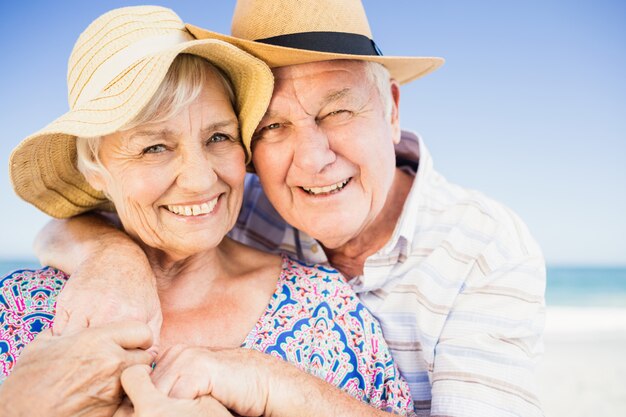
[[301, 178, 351, 195]]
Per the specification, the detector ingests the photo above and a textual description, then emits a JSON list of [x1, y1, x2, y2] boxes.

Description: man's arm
[[34, 213, 161, 342], [34, 212, 124, 273], [429, 216, 546, 416]]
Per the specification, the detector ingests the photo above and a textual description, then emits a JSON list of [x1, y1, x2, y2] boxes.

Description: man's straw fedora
[[9, 6, 274, 219], [186, 0, 444, 84]]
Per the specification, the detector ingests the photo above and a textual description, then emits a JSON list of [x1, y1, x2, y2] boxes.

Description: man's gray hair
[[363, 61, 393, 120]]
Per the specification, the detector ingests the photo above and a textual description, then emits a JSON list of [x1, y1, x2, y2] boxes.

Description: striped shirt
[[230, 131, 546, 416]]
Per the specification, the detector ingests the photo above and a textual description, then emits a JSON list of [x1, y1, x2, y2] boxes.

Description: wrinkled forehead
[[266, 60, 380, 116], [271, 59, 370, 82]]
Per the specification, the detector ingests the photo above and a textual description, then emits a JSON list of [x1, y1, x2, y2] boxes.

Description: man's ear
[[389, 79, 401, 144]]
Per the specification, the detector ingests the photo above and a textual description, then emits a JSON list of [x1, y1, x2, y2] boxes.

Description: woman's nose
[[176, 149, 217, 192]]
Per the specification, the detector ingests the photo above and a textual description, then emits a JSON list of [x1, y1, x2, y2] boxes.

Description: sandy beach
[[538, 307, 626, 417]]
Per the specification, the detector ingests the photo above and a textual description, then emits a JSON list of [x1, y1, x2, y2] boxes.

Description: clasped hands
[[116, 344, 276, 417], [7, 246, 294, 417], [1, 321, 277, 417]]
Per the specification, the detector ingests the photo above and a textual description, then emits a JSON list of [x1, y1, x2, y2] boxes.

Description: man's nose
[[292, 125, 336, 173]]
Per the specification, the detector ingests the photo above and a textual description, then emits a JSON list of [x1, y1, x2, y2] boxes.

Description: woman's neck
[[141, 238, 283, 351], [141, 238, 233, 289]]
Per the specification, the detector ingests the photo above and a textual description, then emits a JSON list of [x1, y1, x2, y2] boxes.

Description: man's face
[[251, 60, 401, 248]]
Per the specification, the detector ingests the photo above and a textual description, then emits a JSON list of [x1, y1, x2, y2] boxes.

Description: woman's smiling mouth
[[165, 197, 219, 216]]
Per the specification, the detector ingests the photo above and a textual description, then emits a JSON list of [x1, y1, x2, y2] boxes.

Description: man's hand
[[52, 244, 162, 349], [0, 322, 155, 417], [34, 214, 162, 348], [113, 365, 233, 417]]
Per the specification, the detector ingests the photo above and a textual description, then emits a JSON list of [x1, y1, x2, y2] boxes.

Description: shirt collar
[[378, 131, 434, 257]]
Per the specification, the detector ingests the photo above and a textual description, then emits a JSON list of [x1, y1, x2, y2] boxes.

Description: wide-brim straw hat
[[186, 0, 444, 84], [9, 6, 274, 219]]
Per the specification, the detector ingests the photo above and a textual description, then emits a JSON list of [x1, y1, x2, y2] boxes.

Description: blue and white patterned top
[[0, 255, 414, 415]]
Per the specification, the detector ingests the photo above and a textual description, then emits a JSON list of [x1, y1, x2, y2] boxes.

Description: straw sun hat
[[9, 5, 274, 219], [186, 0, 445, 85]]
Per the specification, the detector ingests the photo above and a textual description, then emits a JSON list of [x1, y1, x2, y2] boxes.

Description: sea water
[[1, 259, 625, 307], [546, 266, 626, 307]]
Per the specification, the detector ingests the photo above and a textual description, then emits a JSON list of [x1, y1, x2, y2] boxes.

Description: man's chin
[[305, 225, 358, 250], [291, 209, 366, 249]]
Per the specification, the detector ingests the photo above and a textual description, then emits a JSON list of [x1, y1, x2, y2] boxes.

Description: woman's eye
[[142, 144, 166, 154], [266, 122, 282, 130], [208, 133, 233, 143]]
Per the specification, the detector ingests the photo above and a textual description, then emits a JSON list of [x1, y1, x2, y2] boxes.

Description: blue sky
[[0, 1, 624, 265]]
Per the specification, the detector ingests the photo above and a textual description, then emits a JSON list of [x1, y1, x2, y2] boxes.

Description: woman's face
[[92, 74, 245, 260]]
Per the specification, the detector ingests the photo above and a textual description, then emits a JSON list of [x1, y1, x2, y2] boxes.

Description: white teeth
[[166, 198, 218, 217], [302, 179, 350, 195]]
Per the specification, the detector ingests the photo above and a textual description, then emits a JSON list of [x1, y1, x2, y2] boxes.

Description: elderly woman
[[0, 6, 413, 417]]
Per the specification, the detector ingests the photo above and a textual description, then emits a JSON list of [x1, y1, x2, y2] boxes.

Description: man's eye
[[253, 121, 288, 143], [255, 122, 282, 135], [327, 109, 352, 118], [142, 144, 166, 154], [319, 110, 354, 125]]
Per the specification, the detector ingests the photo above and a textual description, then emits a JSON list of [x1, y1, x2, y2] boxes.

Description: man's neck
[[322, 168, 414, 279]]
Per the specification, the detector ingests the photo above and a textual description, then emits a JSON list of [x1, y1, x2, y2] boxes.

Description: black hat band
[[256, 31, 383, 56]]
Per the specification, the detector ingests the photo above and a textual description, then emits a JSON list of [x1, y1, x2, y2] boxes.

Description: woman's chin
[[145, 238, 224, 265]]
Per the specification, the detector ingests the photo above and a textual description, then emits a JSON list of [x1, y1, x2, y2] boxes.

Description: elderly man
[[34, 1, 545, 416]]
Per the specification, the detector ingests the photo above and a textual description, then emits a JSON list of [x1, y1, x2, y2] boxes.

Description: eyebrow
[[261, 88, 353, 120], [319, 88, 351, 108], [126, 129, 171, 142], [200, 118, 239, 136], [127, 118, 239, 142]]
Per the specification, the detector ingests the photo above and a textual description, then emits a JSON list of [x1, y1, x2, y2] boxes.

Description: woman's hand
[[150, 345, 274, 416], [149, 346, 390, 417], [113, 365, 233, 417], [0, 322, 154, 417]]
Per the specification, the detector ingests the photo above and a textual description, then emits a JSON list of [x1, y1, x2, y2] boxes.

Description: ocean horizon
[[1, 259, 625, 308]]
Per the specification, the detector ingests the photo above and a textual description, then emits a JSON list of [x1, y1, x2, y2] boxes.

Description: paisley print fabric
[[243, 256, 413, 413], [0, 267, 66, 378], [0, 256, 413, 414]]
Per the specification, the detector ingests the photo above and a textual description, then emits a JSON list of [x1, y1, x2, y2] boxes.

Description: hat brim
[[186, 24, 444, 85], [10, 38, 273, 218]]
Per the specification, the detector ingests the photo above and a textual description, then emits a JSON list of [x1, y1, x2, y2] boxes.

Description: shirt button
[[311, 244, 319, 254]]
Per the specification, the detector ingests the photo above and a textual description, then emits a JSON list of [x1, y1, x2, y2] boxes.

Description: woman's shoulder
[[0, 266, 68, 314]]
